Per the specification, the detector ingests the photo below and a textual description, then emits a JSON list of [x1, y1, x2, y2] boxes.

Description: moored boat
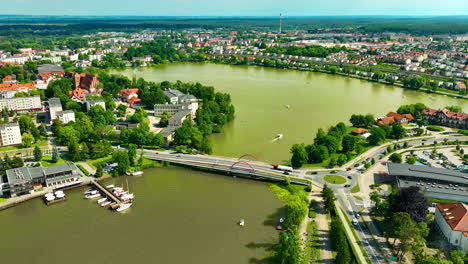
[[239, 219, 245, 226], [97, 197, 108, 204], [116, 203, 132, 212], [101, 201, 112, 207], [85, 193, 101, 199]]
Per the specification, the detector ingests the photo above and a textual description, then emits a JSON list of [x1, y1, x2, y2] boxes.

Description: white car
[[352, 218, 358, 226]]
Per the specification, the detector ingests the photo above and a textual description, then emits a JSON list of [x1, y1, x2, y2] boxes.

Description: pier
[[90, 180, 125, 209]]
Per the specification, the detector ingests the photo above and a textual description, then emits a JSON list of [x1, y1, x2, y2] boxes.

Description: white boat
[[279, 217, 285, 223], [85, 190, 98, 195], [106, 184, 115, 189], [44, 193, 55, 201], [121, 193, 134, 200], [54, 191, 65, 199], [85, 193, 101, 199], [239, 219, 245, 226], [97, 197, 108, 204], [130, 171, 143, 176], [113, 187, 123, 191], [275, 134, 283, 139], [101, 201, 112, 207], [116, 203, 132, 212]]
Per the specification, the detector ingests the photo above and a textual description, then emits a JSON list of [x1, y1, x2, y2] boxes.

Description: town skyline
[[2, 0, 468, 16]]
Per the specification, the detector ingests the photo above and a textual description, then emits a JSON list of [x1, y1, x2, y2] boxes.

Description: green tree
[[389, 153, 402, 163], [51, 147, 59, 163], [128, 144, 137, 166], [406, 156, 417, 165], [342, 135, 357, 153], [391, 122, 407, 139], [368, 127, 386, 145], [290, 143, 308, 168], [113, 150, 130, 175], [95, 166, 103, 178], [450, 250, 466, 264], [22, 132, 34, 148], [33, 146, 42, 161]]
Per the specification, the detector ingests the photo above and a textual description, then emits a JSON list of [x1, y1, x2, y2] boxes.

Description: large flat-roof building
[[56, 110, 75, 124], [0, 123, 22, 147], [387, 163, 468, 202], [2, 162, 81, 197], [0, 95, 42, 112]]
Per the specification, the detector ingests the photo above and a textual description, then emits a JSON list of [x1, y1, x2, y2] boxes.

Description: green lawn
[[351, 184, 360, 193], [427, 197, 460, 204], [40, 156, 66, 167], [302, 221, 321, 264], [323, 175, 347, 184], [427, 126, 445, 132], [0, 139, 48, 152], [353, 195, 363, 201], [0, 197, 7, 203]]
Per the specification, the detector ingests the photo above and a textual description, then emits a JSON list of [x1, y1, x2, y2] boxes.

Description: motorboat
[[97, 197, 108, 204], [279, 217, 285, 223], [239, 219, 245, 226], [116, 203, 132, 212], [101, 201, 112, 207], [130, 171, 143, 176], [121, 193, 134, 201], [44, 193, 55, 202], [85, 193, 101, 199], [85, 190, 98, 195], [106, 184, 115, 189], [275, 134, 283, 140]]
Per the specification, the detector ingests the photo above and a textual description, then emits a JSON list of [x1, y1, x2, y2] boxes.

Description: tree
[[22, 133, 34, 148], [128, 144, 137, 166], [391, 122, 407, 139], [113, 151, 130, 175], [368, 127, 386, 145], [95, 166, 103, 178], [159, 111, 169, 127], [33, 146, 42, 161], [387, 212, 418, 259], [51, 147, 59, 163], [390, 186, 429, 223], [389, 153, 402, 163], [445, 105, 463, 113], [321, 184, 336, 212], [342, 135, 357, 153], [403, 76, 426, 90], [290, 144, 308, 168], [406, 155, 417, 165], [450, 250, 466, 264], [39, 123, 48, 137]]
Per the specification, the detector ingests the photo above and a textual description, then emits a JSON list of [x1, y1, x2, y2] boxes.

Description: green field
[[40, 156, 66, 167], [324, 175, 347, 184], [351, 185, 360, 193]]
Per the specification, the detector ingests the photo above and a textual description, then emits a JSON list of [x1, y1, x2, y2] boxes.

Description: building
[[0, 95, 41, 112], [154, 104, 185, 116], [435, 203, 468, 252], [48, 97, 63, 122], [351, 128, 367, 135], [56, 110, 75, 124], [168, 110, 191, 127], [2, 75, 16, 84], [120, 88, 141, 107], [2, 162, 81, 197], [423, 108, 468, 129], [164, 89, 186, 104], [0, 90, 16, 99], [86, 100, 106, 111], [376, 112, 414, 126], [72, 72, 100, 92], [38, 64, 64, 75], [0, 123, 22, 147], [387, 163, 468, 202]]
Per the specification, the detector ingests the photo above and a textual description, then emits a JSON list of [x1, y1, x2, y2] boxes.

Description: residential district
[[0, 25, 467, 264]]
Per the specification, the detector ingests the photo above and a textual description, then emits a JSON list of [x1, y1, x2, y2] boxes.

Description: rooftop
[[436, 203, 468, 233], [48, 98, 62, 108], [388, 163, 468, 184]]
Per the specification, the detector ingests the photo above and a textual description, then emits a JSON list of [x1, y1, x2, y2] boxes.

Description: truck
[[273, 165, 293, 172]]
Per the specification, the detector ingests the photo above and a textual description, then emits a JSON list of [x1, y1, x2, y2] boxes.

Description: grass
[[427, 197, 460, 204], [40, 155, 66, 167], [426, 126, 445, 132], [302, 221, 321, 264], [90, 155, 114, 170], [353, 195, 363, 201], [351, 184, 361, 193], [76, 164, 90, 176], [0, 197, 7, 203], [323, 175, 347, 185], [337, 207, 371, 264], [309, 200, 317, 218]]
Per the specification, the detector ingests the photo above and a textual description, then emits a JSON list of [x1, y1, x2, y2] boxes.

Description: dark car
[[347, 176, 352, 179], [346, 168, 352, 171], [344, 185, 351, 188], [283, 171, 290, 175]]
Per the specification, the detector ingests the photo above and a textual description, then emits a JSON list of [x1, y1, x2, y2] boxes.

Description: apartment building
[[0, 123, 22, 147], [0, 95, 42, 112]]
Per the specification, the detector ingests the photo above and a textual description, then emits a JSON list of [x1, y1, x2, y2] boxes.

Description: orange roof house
[[351, 128, 368, 135]]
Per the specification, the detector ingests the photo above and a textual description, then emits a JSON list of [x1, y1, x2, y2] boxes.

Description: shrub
[[76, 164, 90, 176]]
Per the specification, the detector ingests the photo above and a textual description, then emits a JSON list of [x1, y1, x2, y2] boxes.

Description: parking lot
[[413, 147, 467, 170]]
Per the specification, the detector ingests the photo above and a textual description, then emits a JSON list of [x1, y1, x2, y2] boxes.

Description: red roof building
[[435, 203, 468, 251], [423, 108, 468, 129]]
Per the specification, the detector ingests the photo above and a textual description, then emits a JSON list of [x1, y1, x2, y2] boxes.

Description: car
[[330, 171, 337, 174], [355, 213, 360, 218], [311, 172, 318, 175], [346, 168, 352, 171], [283, 171, 290, 175], [347, 176, 352, 179], [344, 184, 351, 188], [352, 218, 358, 225]]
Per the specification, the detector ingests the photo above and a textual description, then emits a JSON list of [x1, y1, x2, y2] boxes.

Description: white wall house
[[435, 203, 468, 252], [0, 123, 22, 147]]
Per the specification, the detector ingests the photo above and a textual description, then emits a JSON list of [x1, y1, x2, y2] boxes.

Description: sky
[[2, 0, 468, 16]]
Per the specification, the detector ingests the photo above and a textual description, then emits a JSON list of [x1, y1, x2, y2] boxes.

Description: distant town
[[0, 15, 467, 264]]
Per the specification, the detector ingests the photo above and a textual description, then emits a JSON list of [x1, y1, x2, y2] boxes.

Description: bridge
[[144, 151, 308, 185]]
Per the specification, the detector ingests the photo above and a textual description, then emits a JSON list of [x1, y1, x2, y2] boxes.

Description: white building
[[48, 98, 63, 122], [56, 110, 75, 124], [0, 123, 22, 147], [435, 203, 468, 252], [0, 96, 42, 112], [86, 100, 106, 111]]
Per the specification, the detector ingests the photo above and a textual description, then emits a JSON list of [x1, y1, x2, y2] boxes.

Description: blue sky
[[3, 0, 468, 16]]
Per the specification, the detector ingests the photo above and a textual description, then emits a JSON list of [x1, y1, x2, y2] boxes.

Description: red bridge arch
[[238, 154, 259, 161], [230, 160, 256, 172]]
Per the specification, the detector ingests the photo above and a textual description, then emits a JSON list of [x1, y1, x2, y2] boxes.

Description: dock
[[90, 180, 125, 209]]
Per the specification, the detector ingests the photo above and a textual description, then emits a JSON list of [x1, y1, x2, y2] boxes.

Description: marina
[[84, 180, 134, 212]]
